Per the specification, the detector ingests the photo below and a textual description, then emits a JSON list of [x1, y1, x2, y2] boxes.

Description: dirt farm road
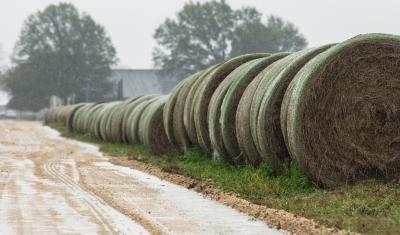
[[0, 121, 282, 235]]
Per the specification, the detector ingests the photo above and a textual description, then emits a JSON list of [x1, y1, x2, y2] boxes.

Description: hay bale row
[[45, 104, 87, 125], [45, 33, 400, 186], [164, 33, 400, 186], [46, 94, 173, 154]]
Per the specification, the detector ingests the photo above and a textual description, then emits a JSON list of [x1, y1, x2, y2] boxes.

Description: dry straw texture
[[126, 96, 161, 144], [251, 45, 332, 174], [121, 95, 158, 143], [109, 97, 140, 143], [220, 53, 290, 164], [140, 95, 174, 154], [282, 34, 400, 187], [163, 80, 186, 147], [193, 53, 269, 154], [183, 65, 219, 145], [209, 53, 288, 164]]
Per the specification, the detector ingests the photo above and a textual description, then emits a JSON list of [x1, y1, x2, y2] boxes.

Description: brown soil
[[109, 157, 356, 235]]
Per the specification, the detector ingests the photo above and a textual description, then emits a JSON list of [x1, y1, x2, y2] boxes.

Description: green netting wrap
[[252, 46, 332, 174], [121, 95, 158, 143], [44, 106, 62, 124], [83, 102, 106, 134], [45, 104, 87, 127], [126, 96, 161, 144], [72, 103, 91, 132], [236, 57, 292, 166], [89, 103, 108, 139], [249, 54, 304, 166], [98, 101, 121, 141], [163, 79, 189, 148], [45, 106, 65, 124], [70, 104, 84, 132], [193, 53, 270, 154], [183, 65, 220, 145], [173, 72, 202, 150], [139, 95, 174, 154], [66, 103, 89, 131], [282, 33, 400, 187], [104, 101, 124, 142], [208, 53, 289, 164], [109, 96, 141, 143]]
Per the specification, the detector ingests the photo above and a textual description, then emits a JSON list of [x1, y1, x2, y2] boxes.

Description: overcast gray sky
[[1, 0, 400, 70]]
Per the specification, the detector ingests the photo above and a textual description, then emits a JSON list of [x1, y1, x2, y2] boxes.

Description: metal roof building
[[108, 69, 164, 98]]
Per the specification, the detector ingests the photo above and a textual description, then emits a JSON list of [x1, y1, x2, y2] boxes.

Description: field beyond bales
[[51, 124, 400, 235]]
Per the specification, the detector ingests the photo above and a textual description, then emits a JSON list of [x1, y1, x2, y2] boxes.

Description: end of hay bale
[[283, 33, 400, 187]]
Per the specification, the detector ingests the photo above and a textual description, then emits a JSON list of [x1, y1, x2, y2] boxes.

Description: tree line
[[1, 0, 307, 111], [154, 0, 307, 91]]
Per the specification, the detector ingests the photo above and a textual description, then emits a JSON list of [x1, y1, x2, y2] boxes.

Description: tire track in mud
[[0, 158, 27, 234], [43, 160, 148, 235], [43, 161, 115, 234], [0, 121, 287, 235]]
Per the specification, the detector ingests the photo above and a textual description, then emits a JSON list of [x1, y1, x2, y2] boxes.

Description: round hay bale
[[109, 96, 141, 143], [70, 105, 84, 132], [96, 104, 112, 140], [173, 72, 204, 150], [44, 108, 56, 124], [126, 96, 161, 144], [81, 102, 106, 133], [88, 103, 108, 139], [193, 53, 270, 154], [235, 55, 299, 165], [139, 96, 174, 154], [45, 106, 72, 125], [138, 96, 166, 144], [73, 103, 93, 132], [121, 95, 158, 143], [98, 101, 121, 141], [249, 53, 310, 166], [67, 103, 90, 132], [282, 33, 400, 187], [163, 79, 188, 147], [208, 53, 289, 164], [183, 65, 220, 145], [236, 55, 296, 166], [164, 71, 203, 150], [50, 107, 60, 123], [249, 54, 306, 162], [69, 104, 85, 132], [253, 45, 333, 174], [104, 101, 123, 141], [44, 108, 54, 123]]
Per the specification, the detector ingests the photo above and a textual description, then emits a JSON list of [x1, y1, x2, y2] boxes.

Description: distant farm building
[[108, 69, 165, 99]]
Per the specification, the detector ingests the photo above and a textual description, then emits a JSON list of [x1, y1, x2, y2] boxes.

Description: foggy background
[[1, 0, 400, 106]]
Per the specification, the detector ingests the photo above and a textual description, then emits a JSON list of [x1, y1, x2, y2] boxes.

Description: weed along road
[[0, 121, 282, 235]]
